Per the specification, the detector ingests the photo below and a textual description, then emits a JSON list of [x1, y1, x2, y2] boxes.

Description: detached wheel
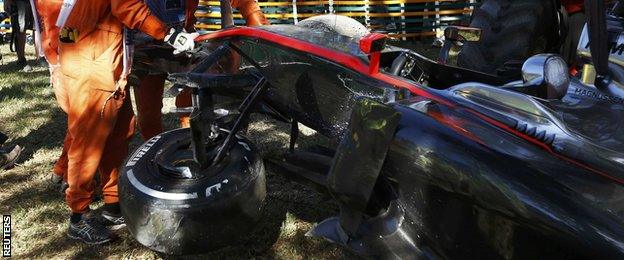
[[457, 0, 560, 77], [119, 128, 266, 255]]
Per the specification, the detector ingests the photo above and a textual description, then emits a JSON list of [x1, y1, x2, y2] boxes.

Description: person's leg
[[65, 88, 122, 215], [15, 1, 28, 65], [51, 68, 70, 190], [35, 33, 48, 67], [133, 74, 165, 140], [52, 79, 70, 180], [15, 31, 26, 60], [99, 88, 134, 204], [99, 88, 135, 230]]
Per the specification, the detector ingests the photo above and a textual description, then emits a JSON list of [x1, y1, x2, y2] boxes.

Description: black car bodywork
[[123, 24, 624, 259]]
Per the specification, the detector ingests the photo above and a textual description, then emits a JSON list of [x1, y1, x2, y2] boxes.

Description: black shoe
[[0, 145, 22, 170], [101, 210, 126, 231], [67, 212, 115, 245], [16, 58, 28, 70]]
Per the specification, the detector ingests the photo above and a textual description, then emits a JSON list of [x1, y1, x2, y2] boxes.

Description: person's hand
[[164, 27, 199, 55]]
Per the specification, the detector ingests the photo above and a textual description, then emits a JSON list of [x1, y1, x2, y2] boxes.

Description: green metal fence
[[196, 0, 477, 39]]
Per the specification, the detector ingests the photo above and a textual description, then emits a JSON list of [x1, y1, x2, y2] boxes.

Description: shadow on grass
[[0, 170, 64, 214], [0, 75, 51, 100], [9, 103, 67, 164], [0, 170, 32, 186], [19, 226, 148, 259], [0, 58, 46, 72]]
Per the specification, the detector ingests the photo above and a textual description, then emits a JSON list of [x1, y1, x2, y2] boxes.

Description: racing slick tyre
[[119, 128, 266, 255], [457, 0, 560, 77]]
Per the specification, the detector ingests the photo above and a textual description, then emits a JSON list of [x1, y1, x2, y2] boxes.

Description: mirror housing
[[359, 33, 387, 74], [359, 33, 387, 54], [522, 54, 570, 99]]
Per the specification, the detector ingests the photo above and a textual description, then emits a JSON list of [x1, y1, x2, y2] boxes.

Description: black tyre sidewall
[[119, 128, 266, 255]]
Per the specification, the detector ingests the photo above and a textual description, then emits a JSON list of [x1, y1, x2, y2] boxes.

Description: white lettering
[[127, 136, 161, 166]]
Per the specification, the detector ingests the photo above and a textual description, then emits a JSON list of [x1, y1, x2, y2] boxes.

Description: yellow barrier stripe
[[201, 1, 328, 6], [197, 8, 468, 18], [197, 13, 318, 18], [195, 24, 224, 29], [334, 0, 464, 5], [336, 9, 468, 17], [201, 0, 469, 6]]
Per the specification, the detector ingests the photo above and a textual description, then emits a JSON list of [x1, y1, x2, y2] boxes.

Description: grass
[[0, 44, 354, 259]]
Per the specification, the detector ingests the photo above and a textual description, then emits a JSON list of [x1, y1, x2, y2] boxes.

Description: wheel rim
[[153, 137, 229, 180]]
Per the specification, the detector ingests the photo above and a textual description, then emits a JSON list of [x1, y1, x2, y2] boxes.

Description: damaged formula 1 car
[[118, 1, 624, 258]]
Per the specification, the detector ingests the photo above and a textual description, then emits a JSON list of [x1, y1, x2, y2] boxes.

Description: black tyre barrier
[[119, 128, 266, 255], [457, 0, 559, 76]]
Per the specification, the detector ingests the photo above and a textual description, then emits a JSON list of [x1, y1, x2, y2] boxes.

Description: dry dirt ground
[[0, 41, 437, 259]]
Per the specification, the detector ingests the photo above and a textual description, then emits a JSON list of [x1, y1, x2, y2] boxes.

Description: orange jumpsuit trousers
[[58, 0, 167, 213], [134, 0, 269, 140], [34, 0, 71, 181]]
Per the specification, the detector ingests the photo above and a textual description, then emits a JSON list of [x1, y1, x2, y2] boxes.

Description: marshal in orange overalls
[[134, 0, 269, 140], [58, 0, 167, 213]]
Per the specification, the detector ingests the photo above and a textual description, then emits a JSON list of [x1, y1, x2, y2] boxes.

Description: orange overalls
[[36, 0, 61, 65], [134, 0, 269, 140], [35, 0, 70, 181], [58, 0, 167, 213]]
